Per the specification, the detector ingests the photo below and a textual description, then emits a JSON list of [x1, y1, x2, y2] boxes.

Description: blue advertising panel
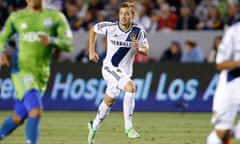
[[0, 62, 218, 112]]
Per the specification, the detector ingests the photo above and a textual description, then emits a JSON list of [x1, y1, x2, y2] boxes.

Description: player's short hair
[[119, 2, 135, 15]]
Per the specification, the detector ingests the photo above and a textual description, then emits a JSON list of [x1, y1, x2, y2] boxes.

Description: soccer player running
[[88, 2, 149, 144], [206, 22, 240, 143], [0, 0, 73, 143]]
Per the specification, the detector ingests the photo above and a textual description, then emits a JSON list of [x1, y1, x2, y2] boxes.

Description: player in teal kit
[[0, 0, 73, 143]]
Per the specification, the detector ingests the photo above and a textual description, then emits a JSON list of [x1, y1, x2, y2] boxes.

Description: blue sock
[[0, 116, 18, 140], [26, 117, 40, 144]]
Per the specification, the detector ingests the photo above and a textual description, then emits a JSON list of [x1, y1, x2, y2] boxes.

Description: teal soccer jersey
[[0, 8, 73, 100]]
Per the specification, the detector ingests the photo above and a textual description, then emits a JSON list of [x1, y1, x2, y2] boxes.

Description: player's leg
[[120, 78, 139, 138], [206, 130, 231, 144], [105, 67, 139, 138], [206, 116, 236, 144], [123, 81, 135, 130], [206, 100, 238, 144], [223, 79, 240, 143], [0, 115, 19, 140], [0, 100, 28, 140], [92, 94, 115, 131], [88, 87, 119, 144], [90, 66, 121, 131], [88, 66, 121, 144], [206, 130, 222, 144], [206, 74, 231, 144], [24, 89, 43, 144]]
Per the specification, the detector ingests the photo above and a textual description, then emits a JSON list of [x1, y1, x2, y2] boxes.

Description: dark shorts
[[14, 89, 42, 120]]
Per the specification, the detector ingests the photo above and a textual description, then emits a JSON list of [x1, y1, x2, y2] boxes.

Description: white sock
[[123, 92, 135, 130], [92, 101, 111, 131], [206, 131, 222, 144]]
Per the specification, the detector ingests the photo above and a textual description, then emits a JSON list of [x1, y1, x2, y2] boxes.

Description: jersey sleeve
[[137, 29, 149, 49], [51, 12, 73, 52], [0, 14, 16, 53], [94, 21, 113, 35], [216, 27, 234, 64]]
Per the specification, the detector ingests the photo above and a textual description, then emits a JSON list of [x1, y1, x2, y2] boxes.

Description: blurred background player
[[206, 21, 240, 144], [0, 0, 73, 143], [88, 2, 149, 144]]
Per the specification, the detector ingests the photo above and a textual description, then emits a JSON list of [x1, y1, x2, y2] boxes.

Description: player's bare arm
[[88, 26, 99, 62], [135, 42, 149, 56], [0, 53, 10, 67], [137, 47, 149, 56], [216, 61, 240, 71]]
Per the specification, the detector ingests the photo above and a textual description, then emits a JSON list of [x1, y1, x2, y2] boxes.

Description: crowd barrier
[[0, 62, 218, 112]]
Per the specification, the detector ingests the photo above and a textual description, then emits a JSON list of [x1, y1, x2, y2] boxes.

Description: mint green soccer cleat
[[125, 127, 140, 139], [88, 121, 97, 144]]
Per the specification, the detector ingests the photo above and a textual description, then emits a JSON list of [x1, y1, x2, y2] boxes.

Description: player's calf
[[0, 116, 19, 140]]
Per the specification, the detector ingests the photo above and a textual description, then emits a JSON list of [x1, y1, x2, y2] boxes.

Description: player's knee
[[124, 81, 136, 92], [216, 129, 231, 141], [28, 108, 43, 118], [12, 113, 25, 125], [104, 95, 116, 107]]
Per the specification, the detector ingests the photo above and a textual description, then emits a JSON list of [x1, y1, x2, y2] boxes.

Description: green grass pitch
[[0, 111, 239, 144]]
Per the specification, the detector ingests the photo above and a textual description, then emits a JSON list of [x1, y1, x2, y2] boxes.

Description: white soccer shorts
[[212, 71, 240, 130], [102, 65, 131, 99]]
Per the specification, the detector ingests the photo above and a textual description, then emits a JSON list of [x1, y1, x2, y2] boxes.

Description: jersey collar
[[117, 21, 133, 33]]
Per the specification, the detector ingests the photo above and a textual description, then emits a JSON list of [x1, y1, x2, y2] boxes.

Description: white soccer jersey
[[94, 21, 149, 76], [216, 23, 240, 64], [216, 22, 240, 81]]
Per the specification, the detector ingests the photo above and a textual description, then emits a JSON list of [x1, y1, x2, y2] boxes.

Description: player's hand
[[39, 34, 51, 46], [0, 53, 10, 67], [131, 37, 139, 50], [89, 52, 99, 62]]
